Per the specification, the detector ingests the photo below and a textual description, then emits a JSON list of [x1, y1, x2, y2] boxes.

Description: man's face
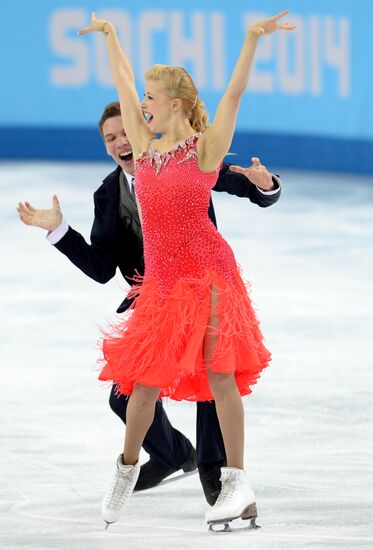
[[102, 115, 135, 175]]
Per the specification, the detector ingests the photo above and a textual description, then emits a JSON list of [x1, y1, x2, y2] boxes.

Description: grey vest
[[118, 171, 142, 242]]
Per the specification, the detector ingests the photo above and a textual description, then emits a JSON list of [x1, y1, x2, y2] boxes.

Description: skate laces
[[105, 469, 135, 512], [214, 476, 237, 506]]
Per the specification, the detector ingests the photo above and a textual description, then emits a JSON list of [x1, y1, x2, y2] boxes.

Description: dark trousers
[[109, 386, 226, 469]]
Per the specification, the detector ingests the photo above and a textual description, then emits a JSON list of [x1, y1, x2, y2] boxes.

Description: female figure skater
[[79, 10, 294, 529]]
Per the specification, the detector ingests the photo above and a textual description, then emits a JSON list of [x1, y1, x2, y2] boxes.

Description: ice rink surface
[[1, 161, 373, 549]]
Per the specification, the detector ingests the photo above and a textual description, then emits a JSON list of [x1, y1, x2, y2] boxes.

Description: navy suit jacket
[[54, 163, 280, 312]]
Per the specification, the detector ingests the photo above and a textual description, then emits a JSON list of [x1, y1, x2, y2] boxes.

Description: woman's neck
[[159, 120, 195, 146]]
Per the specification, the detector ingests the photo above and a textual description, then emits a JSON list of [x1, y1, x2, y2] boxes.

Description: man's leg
[[109, 385, 196, 489], [197, 401, 227, 505]]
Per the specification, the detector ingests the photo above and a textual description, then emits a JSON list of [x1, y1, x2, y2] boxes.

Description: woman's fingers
[[78, 25, 97, 35], [272, 10, 296, 30], [272, 9, 290, 22], [78, 12, 106, 35], [78, 14, 96, 35], [276, 22, 297, 30]]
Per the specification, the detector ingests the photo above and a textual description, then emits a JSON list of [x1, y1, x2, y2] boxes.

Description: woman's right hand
[[78, 12, 112, 36]]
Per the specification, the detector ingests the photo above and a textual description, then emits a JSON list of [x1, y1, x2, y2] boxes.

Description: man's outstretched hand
[[17, 195, 63, 232], [230, 157, 276, 191]]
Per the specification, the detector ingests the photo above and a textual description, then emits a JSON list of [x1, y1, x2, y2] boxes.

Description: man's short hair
[[98, 101, 121, 138]]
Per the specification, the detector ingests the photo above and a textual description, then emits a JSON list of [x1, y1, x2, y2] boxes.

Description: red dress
[[98, 134, 270, 401]]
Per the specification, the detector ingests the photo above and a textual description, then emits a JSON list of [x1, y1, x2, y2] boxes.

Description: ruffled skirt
[[98, 267, 270, 402]]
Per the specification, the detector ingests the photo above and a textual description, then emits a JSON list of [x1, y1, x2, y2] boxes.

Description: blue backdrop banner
[[1, 1, 372, 173]]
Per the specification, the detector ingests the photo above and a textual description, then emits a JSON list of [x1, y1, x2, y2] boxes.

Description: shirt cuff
[[46, 219, 69, 245], [256, 175, 281, 195]]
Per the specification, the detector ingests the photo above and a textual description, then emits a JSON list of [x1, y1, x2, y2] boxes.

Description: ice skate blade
[[208, 517, 261, 534], [157, 469, 197, 487]]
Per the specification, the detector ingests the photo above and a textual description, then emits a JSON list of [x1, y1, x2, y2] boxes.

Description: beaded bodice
[[134, 134, 233, 293], [137, 134, 200, 175]]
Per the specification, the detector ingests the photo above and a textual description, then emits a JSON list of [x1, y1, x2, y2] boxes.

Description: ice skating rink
[[1, 161, 373, 550]]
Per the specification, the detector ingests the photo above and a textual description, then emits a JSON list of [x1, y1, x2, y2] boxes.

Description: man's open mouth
[[119, 152, 133, 162]]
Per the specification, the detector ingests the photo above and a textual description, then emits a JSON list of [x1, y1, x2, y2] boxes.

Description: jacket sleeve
[[213, 162, 281, 207], [53, 196, 117, 284]]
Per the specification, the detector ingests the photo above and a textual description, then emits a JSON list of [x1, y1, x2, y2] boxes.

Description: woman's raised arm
[[198, 10, 295, 172], [79, 13, 153, 157]]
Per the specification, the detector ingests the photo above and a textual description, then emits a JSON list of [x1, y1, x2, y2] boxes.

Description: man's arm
[[52, 210, 117, 284], [214, 160, 281, 207]]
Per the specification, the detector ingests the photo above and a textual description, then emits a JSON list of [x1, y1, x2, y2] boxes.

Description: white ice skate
[[205, 467, 260, 534], [102, 454, 140, 529]]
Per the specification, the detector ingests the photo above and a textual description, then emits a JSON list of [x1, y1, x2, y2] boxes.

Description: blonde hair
[[144, 64, 209, 133]]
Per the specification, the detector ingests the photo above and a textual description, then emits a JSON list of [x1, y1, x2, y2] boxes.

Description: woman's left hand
[[249, 10, 296, 37], [78, 12, 111, 35]]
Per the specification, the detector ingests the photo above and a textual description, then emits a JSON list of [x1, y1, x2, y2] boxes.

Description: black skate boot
[[198, 459, 227, 505], [134, 447, 197, 491]]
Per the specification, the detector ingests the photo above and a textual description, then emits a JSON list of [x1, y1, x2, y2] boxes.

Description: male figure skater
[[17, 101, 281, 505]]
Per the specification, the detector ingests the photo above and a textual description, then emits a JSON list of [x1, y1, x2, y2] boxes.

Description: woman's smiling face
[[141, 80, 175, 134]]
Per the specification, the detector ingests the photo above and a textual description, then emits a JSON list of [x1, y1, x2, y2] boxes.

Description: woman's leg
[[207, 372, 244, 470], [102, 383, 160, 526], [122, 383, 161, 465], [109, 387, 194, 472], [204, 286, 244, 470]]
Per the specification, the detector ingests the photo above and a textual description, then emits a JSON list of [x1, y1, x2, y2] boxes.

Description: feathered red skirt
[[98, 267, 270, 402]]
